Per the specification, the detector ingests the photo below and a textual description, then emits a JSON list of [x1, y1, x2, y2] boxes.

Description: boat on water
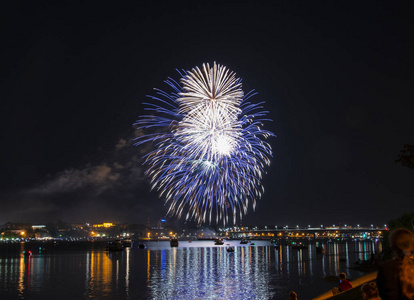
[[226, 247, 235, 252], [138, 243, 146, 249], [316, 246, 325, 254], [170, 238, 179, 247], [291, 242, 308, 250], [214, 238, 224, 245], [292, 245, 308, 250], [240, 238, 249, 244], [122, 238, 132, 247], [106, 240, 124, 251]]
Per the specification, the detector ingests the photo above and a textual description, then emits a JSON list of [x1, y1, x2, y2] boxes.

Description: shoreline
[[313, 271, 378, 300]]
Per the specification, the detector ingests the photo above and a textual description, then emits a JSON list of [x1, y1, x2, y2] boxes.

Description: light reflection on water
[[148, 246, 274, 299], [0, 240, 382, 299]]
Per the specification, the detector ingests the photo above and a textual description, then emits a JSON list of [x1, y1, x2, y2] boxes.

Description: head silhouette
[[361, 282, 379, 299], [289, 291, 297, 300], [389, 228, 414, 299], [389, 228, 414, 257]]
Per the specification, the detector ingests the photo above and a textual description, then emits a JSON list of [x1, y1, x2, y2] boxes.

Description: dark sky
[[1, 1, 413, 227]]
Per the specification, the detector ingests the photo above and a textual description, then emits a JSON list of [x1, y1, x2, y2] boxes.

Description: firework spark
[[134, 62, 274, 225]]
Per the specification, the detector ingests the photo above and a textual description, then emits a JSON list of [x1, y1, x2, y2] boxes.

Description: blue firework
[[134, 62, 274, 225]]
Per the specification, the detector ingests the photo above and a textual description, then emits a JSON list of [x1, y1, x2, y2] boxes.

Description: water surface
[[0, 240, 381, 299]]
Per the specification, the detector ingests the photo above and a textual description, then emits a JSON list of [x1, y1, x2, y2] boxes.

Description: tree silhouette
[[396, 144, 414, 169]]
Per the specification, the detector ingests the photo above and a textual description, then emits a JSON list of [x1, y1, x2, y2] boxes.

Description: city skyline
[[1, 219, 387, 242]]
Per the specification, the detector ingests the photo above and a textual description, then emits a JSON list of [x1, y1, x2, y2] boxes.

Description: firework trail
[[134, 62, 274, 225]]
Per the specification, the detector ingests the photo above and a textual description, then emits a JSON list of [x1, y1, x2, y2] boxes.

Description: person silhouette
[[338, 272, 353, 292], [377, 228, 414, 299], [361, 282, 380, 300]]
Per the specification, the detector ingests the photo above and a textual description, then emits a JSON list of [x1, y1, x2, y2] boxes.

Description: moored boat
[[316, 246, 325, 254], [122, 238, 132, 247], [170, 238, 179, 247], [214, 238, 224, 245], [291, 242, 308, 250], [106, 240, 124, 251]]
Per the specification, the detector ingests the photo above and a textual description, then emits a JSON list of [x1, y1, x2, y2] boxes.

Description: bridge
[[217, 225, 387, 240]]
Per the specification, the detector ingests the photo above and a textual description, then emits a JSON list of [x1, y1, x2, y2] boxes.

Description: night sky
[[1, 1, 413, 227]]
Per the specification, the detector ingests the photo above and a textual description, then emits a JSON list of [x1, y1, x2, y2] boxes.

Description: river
[[0, 239, 381, 299]]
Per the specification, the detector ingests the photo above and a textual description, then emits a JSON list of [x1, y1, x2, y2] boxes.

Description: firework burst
[[134, 62, 274, 225]]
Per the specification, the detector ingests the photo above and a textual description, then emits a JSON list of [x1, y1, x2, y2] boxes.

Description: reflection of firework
[[134, 62, 274, 225]]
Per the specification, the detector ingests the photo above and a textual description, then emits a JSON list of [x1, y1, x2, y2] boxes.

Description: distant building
[[32, 225, 46, 230], [4, 222, 31, 230], [93, 222, 114, 228], [70, 223, 87, 230]]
